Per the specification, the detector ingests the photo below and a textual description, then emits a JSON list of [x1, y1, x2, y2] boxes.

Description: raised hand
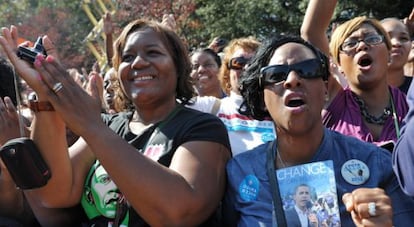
[[0, 96, 29, 218], [85, 70, 104, 108], [161, 14, 177, 31], [32, 55, 103, 136], [403, 8, 414, 36], [103, 12, 114, 35], [0, 26, 58, 98], [0, 97, 29, 145]]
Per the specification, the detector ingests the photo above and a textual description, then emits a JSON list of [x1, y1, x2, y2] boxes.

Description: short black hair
[[190, 48, 222, 68], [238, 35, 329, 120], [0, 57, 17, 105]]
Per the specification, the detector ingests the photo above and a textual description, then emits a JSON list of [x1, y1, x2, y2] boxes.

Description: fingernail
[[46, 55, 54, 63], [36, 54, 45, 61], [34, 58, 41, 67]]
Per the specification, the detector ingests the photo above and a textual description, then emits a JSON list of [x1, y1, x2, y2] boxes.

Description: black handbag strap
[[266, 140, 287, 227]]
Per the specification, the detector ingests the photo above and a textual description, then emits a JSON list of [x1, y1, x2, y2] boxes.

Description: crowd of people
[[0, 0, 413, 226]]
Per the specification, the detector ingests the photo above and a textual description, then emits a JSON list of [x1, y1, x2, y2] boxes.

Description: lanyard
[[265, 140, 287, 227], [390, 93, 400, 139]]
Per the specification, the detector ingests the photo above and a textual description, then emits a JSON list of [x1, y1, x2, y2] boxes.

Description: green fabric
[[81, 160, 129, 225]]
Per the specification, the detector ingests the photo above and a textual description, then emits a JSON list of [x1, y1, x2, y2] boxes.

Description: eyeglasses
[[259, 59, 325, 87], [340, 34, 384, 52], [228, 56, 250, 70]]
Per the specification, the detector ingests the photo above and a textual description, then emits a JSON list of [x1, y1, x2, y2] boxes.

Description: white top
[[188, 91, 275, 157], [294, 205, 310, 227]]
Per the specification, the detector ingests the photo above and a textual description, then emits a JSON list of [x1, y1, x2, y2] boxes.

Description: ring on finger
[[52, 82, 63, 93], [368, 202, 376, 217]]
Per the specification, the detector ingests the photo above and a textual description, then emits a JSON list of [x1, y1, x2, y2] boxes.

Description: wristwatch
[[29, 100, 54, 112]]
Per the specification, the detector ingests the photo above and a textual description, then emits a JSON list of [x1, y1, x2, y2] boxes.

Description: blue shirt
[[393, 80, 414, 196], [224, 128, 414, 226]]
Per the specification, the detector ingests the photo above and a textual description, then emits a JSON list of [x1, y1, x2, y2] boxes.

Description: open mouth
[[287, 98, 305, 107], [358, 56, 373, 67]]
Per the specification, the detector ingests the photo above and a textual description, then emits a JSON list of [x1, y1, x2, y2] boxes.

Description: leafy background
[[0, 0, 412, 71]]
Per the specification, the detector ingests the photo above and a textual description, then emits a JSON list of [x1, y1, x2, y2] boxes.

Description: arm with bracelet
[[0, 96, 38, 225], [0, 27, 92, 225], [2, 19, 232, 227]]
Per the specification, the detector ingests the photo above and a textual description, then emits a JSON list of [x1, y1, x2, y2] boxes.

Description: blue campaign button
[[239, 174, 260, 201]]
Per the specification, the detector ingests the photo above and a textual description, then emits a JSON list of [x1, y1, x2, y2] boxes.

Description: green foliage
[[0, 0, 30, 27], [331, 0, 413, 21], [187, 0, 307, 48], [339, 0, 412, 19], [0, 0, 94, 69]]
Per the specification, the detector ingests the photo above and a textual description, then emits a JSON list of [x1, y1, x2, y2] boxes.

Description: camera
[[16, 36, 47, 64], [0, 137, 51, 189]]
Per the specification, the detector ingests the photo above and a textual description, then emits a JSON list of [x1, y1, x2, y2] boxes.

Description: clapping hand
[[0, 97, 29, 145], [0, 26, 59, 99]]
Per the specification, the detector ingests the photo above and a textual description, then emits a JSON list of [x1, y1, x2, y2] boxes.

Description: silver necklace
[[276, 148, 287, 168], [352, 93, 391, 125]]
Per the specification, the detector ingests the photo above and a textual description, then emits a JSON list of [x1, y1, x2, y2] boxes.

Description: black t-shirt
[[398, 76, 413, 94], [103, 105, 230, 166], [82, 105, 230, 226]]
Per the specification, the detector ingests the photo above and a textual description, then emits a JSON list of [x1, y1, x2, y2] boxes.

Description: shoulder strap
[[210, 98, 221, 115], [265, 140, 287, 227]]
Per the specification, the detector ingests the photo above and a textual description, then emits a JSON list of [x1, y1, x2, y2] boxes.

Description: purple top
[[323, 86, 408, 146]]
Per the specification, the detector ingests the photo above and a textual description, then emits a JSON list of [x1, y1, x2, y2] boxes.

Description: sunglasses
[[259, 59, 325, 87], [228, 56, 250, 70]]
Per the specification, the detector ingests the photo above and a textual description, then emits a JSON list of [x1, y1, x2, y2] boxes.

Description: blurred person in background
[[102, 67, 119, 114], [188, 37, 276, 157], [381, 17, 413, 94], [190, 48, 226, 98]]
